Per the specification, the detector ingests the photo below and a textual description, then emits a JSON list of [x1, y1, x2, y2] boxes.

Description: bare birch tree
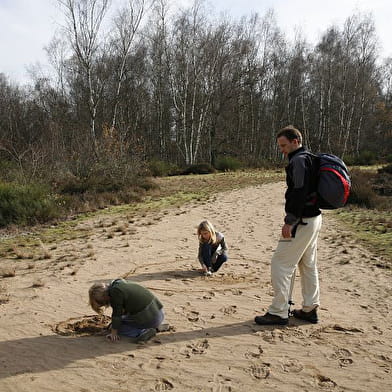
[[167, 0, 218, 165], [110, 0, 154, 131], [58, 0, 110, 157]]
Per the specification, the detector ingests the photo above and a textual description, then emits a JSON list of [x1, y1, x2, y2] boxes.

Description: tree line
[[1, 0, 391, 184]]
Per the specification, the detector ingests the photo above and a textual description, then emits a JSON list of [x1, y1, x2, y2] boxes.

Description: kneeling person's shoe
[[156, 323, 170, 332], [130, 328, 156, 343], [292, 308, 318, 324], [254, 312, 288, 326]]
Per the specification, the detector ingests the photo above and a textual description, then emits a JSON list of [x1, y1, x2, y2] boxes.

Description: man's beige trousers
[[268, 215, 323, 319]]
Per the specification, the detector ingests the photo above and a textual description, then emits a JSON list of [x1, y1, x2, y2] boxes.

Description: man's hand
[[282, 224, 292, 239]]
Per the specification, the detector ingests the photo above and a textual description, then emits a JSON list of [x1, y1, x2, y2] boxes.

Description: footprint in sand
[[280, 358, 304, 373], [211, 374, 233, 392], [154, 378, 174, 391], [0, 285, 10, 305], [338, 358, 354, 367], [377, 354, 392, 364], [329, 348, 353, 367], [310, 325, 363, 339], [203, 292, 215, 299], [220, 305, 237, 315], [244, 345, 264, 359], [180, 339, 210, 357], [187, 310, 200, 322], [247, 363, 271, 379], [316, 374, 337, 389], [258, 330, 284, 344], [329, 348, 352, 359]]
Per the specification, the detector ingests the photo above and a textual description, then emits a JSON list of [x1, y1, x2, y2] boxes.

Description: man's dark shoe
[[292, 308, 318, 324], [254, 312, 288, 326]]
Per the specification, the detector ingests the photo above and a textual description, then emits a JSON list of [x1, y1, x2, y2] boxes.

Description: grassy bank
[[335, 208, 392, 266], [0, 169, 284, 260], [335, 164, 392, 267]]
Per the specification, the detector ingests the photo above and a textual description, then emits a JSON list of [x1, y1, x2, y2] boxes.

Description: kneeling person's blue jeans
[[118, 309, 164, 338], [201, 243, 228, 272]]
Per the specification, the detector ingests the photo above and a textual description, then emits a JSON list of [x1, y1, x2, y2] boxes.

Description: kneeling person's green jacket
[[108, 279, 163, 330]]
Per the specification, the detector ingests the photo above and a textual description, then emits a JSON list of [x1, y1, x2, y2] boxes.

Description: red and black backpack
[[307, 152, 351, 209]]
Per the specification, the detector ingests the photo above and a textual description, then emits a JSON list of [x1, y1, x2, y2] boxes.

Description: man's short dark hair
[[277, 125, 302, 144]]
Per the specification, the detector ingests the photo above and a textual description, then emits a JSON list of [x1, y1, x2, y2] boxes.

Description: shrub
[[348, 169, 381, 208], [136, 177, 158, 191], [56, 175, 121, 195], [345, 150, 378, 166], [341, 155, 355, 166], [56, 174, 90, 195], [378, 163, 392, 175], [0, 160, 18, 182], [56, 158, 150, 195], [147, 160, 180, 177], [214, 156, 242, 172], [0, 182, 61, 226], [374, 164, 392, 197], [0, 159, 39, 184], [246, 158, 281, 169], [180, 163, 216, 175]]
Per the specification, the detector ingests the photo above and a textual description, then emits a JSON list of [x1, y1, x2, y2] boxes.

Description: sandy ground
[[0, 181, 391, 392]]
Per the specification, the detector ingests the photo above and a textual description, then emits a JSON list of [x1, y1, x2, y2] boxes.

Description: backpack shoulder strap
[[297, 150, 320, 171], [298, 151, 320, 197]]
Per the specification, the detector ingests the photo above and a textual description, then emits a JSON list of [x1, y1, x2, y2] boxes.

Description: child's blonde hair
[[197, 220, 217, 244], [88, 282, 110, 314]]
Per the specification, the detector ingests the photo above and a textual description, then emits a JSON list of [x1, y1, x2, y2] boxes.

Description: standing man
[[255, 125, 322, 325]]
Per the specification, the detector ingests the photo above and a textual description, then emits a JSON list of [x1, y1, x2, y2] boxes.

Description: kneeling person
[[197, 220, 228, 276], [89, 279, 164, 342]]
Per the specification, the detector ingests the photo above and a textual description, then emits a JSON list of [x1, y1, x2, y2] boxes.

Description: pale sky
[[0, 0, 391, 85]]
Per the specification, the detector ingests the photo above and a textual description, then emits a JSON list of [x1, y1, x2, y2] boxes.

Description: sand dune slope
[[0, 182, 391, 392]]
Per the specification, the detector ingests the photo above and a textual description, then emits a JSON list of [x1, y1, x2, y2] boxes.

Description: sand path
[[0, 181, 391, 391]]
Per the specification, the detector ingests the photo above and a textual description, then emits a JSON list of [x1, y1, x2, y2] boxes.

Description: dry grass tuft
[[32, 279, 45, 288], [13, 248, 33, 260], [38, 240, 52, 259], [1, 268, 16, 278], [0, 285, 10, 304]]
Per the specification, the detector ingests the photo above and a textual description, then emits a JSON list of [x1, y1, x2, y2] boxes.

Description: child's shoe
[[199, 265, 208, 274], [156, 323, 171, 332]]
